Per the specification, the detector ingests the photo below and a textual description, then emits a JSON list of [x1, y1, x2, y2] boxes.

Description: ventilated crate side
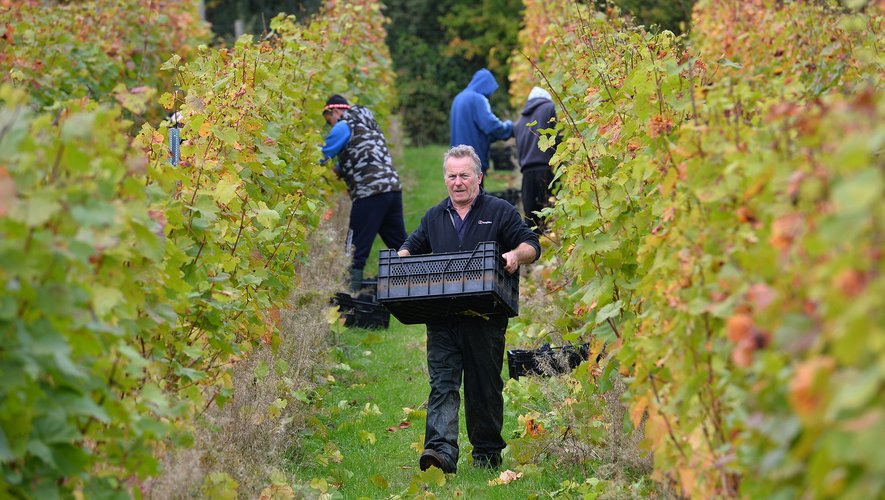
[[377, 242, 518, 324]]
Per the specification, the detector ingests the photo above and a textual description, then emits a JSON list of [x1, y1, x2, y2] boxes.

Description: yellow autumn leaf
[[403, 406, 427, 421], [488, 470, 523, 486], [309, 478, 328, 493], [630, 395, 649, 429], [358, 430, 376, 445], [370, 475, 388, 489], [361, 403, 381, 416], [418, 466, 446, 486], [410, 437, 424, 454], [258, 483, 295, 500], [678, 467, 696, 497], [643, 409, 668, 450], [212, 173, 240, 205], [254, 201, 280, 228], [326, 306, 343, 326], [92, 285, 124, 317], [198, 120, 211, 137], [310, 478, 329, 493]]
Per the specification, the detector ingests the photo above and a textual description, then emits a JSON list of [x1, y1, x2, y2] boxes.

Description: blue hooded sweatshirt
[[449, 68, 513, 173]]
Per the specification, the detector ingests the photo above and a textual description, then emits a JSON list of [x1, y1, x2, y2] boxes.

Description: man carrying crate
[[397, 145, 540, 473]]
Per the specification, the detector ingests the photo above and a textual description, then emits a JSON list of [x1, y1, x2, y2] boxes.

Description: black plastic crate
[[357, 278, 377, 299], [490, 141, 516, 171], [376, 242, 519, 324], [507, 344, 590, 379], [487, 188, 521, 207], [332, 292, 390, 329]]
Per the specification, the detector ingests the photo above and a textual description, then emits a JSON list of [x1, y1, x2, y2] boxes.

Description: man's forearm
[[513, 242, 538, 265], [501, 242, 539, 274]]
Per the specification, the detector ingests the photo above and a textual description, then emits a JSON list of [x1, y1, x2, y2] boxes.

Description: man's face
[[444, 155, 482, 207], [324, 109, 343, 126]]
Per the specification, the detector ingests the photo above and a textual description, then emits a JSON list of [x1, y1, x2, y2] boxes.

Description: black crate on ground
[[332, 292, 390, 329], [357, 278, 377, 299], [490, 141, 517, 171], [507, 344, 590, 379], [376, 242, 519, 325], [487, 188, 521, 207]]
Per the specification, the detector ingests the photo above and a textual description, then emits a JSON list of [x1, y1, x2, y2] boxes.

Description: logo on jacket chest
[[478, 220, 493, 225]]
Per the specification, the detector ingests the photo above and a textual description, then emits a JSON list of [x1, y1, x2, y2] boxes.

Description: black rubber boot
[[350, 267, 364, 293]]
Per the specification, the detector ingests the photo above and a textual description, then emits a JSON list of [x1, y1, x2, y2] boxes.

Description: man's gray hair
[[443, 145, 482, 177]]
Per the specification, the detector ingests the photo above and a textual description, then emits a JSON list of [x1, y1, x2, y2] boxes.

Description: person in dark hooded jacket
[[449, 68, 513, 178], [514, 86, 559, 234]]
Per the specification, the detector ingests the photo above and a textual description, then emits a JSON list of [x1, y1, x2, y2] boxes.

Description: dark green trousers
[[423, 315, 508, 471]]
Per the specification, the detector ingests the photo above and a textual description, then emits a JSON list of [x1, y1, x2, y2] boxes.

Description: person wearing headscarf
[[321, 94, 407, 291]]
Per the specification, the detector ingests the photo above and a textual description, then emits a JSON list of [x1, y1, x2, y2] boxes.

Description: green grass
[[285, 321, 591, 498], [482, 165, 521, 194], [400, 145, 449, 231]]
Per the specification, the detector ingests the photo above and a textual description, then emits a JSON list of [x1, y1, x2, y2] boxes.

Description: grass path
[[284, 322, 592, 498], [283, 146, 590, 497]]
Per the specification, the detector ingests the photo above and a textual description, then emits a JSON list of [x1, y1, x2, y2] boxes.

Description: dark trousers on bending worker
[[348, 191, 407, 290], [521, 166, 553, 234], [424, 315, 508, 472]]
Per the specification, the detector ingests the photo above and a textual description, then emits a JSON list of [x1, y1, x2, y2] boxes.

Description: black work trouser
[[348, 191, 407, 270], [521, 166, 553, 234], [424, 315, 508, 471]]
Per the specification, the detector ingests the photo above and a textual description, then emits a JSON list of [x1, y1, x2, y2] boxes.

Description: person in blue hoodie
[[449, 68, 513, 180]]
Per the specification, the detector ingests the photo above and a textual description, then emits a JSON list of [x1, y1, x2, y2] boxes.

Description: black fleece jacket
[[401, 191, 541, 259]]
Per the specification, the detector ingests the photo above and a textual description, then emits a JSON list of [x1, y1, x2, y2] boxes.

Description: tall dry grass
[[144, 196, 352, 498]]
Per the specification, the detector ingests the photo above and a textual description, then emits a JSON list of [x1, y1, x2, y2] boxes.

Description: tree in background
[[205, 0, 322, 39], [385, 0, 522, 145], [386, 0, 694, 146], [598, 0, 697, 33], [203, 0, 694, 145], [385, 0, 467, 145], [439, 0, 524, 127]]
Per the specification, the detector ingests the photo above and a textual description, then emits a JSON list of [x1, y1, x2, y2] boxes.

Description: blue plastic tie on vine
[[169, 127, 180, 166]]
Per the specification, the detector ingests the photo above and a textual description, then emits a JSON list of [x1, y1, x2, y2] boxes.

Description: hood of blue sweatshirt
[[465, 68, 499, 98]]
